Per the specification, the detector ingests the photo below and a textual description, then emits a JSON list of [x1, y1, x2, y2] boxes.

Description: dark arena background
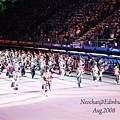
[[0, 0, 120, 120]]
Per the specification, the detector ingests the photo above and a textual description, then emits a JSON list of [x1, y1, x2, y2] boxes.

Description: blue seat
[[96, 47, 108, 51], [84, 46, 94, 50]]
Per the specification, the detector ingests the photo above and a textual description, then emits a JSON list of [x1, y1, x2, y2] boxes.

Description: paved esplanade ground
[[0, 70, 120, 120]]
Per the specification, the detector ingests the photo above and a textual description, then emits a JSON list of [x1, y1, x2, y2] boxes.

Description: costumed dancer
[[118, 69, 120, 85], [78, 56, 85, 67], [114, 65, 119, 85], [6, 62, 14, 78], [41, 68, 51, 96], [39, 55, 46, 76], [78, 56, 85, 72], [59, 58, 66, 80], [20, 60, 26, 77], [67, 56, 72, 76], [48, 71, 53, 91], [98, 66, 104, 82], [76, 65, 84, 88], [11, 68, 20, 94], [92, 64, 99, 87], [30, 61, 36, 78], [58, 54, 63, 74], [0, 62, 2, 75], [48, 56, 55, 73], [98, 58, 104, 81], [88, 58, 95, 75]]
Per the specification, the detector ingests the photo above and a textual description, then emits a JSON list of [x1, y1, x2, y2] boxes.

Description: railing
[[0, 37, 120, 53]]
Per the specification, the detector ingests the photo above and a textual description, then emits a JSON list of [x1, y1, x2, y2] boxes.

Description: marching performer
[[92, 64, 99, 87], [67, 56, 73, 76], [39, 55, 46, 76], [59, 58, 66, 79], [41, 68, 51, 96], [76, 65, 84, 88], [48, 56, 55, 73], [98, 58, 104, 81], [98, 66, 104, 81], [11, 70, 19, 94], [30, 61, 36, 78], [0, 62, 2, 75], [20, 60, 26, 77], [6, 62, 14, 78], [78, 56, 85, 67], [88, 58, 96, 75], [114, 65, 119, 85]]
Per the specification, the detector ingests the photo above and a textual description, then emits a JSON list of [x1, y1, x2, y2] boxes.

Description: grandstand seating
[[0, 0, 119, 51]]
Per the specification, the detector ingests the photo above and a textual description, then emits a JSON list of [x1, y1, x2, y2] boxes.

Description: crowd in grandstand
[[0, 0, 119, 48], [80, 8, 120, 48]]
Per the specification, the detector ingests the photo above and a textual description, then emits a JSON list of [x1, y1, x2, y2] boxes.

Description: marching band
[[0, 49, 119, 96]]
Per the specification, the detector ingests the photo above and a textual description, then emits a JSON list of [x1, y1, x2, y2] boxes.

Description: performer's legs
[[99, 72, 102, 81], [115, 75, 119, 84], [61, 69, 65, 79], [77, 77, 82, 88], [93, 76, 98, 87]]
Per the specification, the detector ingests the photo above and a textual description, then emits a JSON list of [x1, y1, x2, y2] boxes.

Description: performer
[[20, 60, 26, 77], [11, 71, 19, 94], [0, 62, 2, 75], [67, 56, 73, 76], [48, 56, 55, 73], [48, 70, 53, 91], [6, 62, 14, 78], [59, 58, 66, 79], [58, 54, 63, 74], [39, 55, 46, 76], [78, 56, 85, 67], [118, 70, 120, 85], [41, 68, 51, 96], [30, 61, 36, 78], [98, 58, 104, 81], [98, 66, 104, 81], [76, 65, 84, 88], [92, 64, 99, 87], [114, 65, 119, 85], [88, 58, 96, 75]]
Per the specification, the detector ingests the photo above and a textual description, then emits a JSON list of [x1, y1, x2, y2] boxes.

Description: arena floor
[[0, 70, 120, 120]]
